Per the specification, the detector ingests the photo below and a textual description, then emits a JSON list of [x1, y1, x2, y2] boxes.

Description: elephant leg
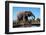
[[25, 16, 28, 21]]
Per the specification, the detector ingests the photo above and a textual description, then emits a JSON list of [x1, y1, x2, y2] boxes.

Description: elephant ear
[[25, 11, 31, 16], [28, 11, 33, 17]]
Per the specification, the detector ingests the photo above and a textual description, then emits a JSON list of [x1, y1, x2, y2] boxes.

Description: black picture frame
[[5, 1, 45, 34]]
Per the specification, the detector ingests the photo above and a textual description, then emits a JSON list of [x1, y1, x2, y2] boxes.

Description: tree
[[36, 18, 40, 22]]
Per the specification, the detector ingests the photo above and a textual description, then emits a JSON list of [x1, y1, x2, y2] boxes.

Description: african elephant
[[17, 11, 35, 21]]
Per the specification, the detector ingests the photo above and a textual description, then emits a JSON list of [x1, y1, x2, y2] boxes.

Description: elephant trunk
[[32, 14, 35, 20], [33, 16, 35, 20]]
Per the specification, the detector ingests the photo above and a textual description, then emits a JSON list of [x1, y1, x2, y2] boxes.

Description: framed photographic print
[[5, 1, 45, 34]]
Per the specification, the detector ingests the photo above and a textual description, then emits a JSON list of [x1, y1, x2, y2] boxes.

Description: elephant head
[[25, 11, 35, 20]]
